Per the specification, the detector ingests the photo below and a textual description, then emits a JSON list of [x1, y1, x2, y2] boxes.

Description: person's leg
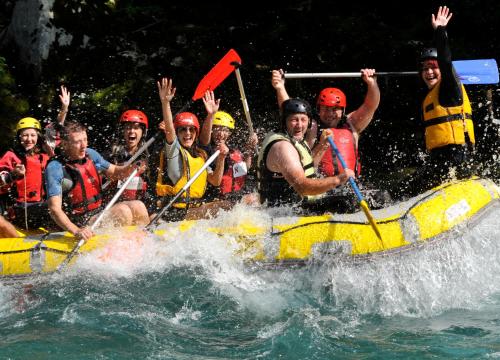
[[0, 215, 19, 238], [107, 203, 134, 226], [123, 200, 150, 225]]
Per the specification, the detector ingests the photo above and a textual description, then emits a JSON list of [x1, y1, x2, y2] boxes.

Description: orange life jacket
[[319, 126, 360, 177]]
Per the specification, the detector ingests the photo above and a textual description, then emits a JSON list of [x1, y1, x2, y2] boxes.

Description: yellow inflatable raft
[[1, 177, 499, 278]]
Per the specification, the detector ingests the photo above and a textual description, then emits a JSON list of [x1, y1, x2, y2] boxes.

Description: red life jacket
[[319, 126, 361, 177], [15, 153, 49, 203], [64, 156, 103, 215], [220, 149, 247, 194]]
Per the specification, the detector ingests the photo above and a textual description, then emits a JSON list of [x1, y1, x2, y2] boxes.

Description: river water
[[1, 204, 500, 359]]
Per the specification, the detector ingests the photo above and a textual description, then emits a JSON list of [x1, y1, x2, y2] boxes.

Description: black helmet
[[280, 98, 312, 130], [419, 47, 437, 61]]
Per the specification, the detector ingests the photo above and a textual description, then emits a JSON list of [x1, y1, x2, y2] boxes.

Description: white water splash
[[315, 208, 500, 318], [62, 201, 500, 320]]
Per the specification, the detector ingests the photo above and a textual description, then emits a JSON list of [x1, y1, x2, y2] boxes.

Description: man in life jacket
[[104, 109, 154, 212], [199, 110, 259, 205], [257, 98, 354, 210], [156, 78, 228, 221], [271, 68, 380, 178], [0, 117, 52, 230], [45, 121, 150, 241], [397, 6, 475, 198]]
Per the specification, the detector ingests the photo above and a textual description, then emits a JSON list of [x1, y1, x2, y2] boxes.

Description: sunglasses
[[178, 126, 197, 133]]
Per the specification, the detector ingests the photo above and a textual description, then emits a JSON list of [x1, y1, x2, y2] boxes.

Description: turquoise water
[[2, 205, 500, 359]]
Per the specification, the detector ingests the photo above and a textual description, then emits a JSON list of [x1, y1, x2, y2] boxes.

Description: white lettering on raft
[[445, 199, 471, 222]]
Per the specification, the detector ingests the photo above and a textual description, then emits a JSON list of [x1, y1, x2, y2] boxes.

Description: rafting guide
[[394, 6, 477, 199]]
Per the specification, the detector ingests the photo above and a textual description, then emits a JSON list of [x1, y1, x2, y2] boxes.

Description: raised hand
[[432, 5, 452, 29], [360, 68, 377, 86], [271, 69, 285, 90], [59, 85, 70, 109], [157, 77, 176, 103], [202, 90, 220, 116], [57, 85, 71, 125]]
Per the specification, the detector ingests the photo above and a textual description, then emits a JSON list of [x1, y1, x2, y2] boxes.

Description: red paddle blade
[[192, 49, 241, 101]]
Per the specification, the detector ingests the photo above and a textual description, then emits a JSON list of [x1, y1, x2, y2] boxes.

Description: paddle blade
[[359, 200, 383, 242], [192, 49, 241, 101], [454, 59, 499, 85]]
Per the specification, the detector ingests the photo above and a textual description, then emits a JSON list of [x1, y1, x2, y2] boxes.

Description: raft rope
[[24, 176, 28, 230], [270, 178, 481, 236]]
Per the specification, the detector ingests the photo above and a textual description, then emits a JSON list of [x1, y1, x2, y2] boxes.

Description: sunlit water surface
[[2, 203, 500, 359]]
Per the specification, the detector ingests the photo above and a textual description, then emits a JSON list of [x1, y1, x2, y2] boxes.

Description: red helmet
[[120, 110, 149, 129], [174, 112, 200, 135], [317, 88, 347, 108]]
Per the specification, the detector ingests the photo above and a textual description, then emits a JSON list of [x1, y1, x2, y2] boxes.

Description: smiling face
[[318, 105, 344, 128], [63, 130, 88, 160], [212, 125, 231, 145], [177, 126, 197, 148], [122, 122, 144, 152], [286, 113, 309, 141], [421, 59, 441, 89], [18, 128, 38, 151]]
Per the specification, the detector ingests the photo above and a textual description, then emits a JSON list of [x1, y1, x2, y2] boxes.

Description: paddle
[[231, 60, 255, 136], [192, 49, 241, 101], [147, 150, 221, 230], [56, 168, 139, 272], [101, 50, 240, 191], [327, 136, 383, 244], [284, 59, 499, 85]]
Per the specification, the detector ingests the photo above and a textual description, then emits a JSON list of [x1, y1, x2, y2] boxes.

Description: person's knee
[[124, 200, 149, 225], [109, 203, 134, 225]]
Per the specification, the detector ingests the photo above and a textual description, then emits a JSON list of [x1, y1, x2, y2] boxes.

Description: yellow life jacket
[[156, 146, 208, 208], [423, 83, 475, 151]]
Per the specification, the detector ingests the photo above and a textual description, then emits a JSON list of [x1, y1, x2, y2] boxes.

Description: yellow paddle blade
[[359, 200, 383, 243]]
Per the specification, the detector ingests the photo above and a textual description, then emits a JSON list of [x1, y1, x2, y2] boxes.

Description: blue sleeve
[[86, 148, 111, 172], [45, 161, 64, 198]]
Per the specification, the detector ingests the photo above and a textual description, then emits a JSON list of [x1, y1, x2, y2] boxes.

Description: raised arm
[[157, 77, 177, 145], [57, 85, 70, 125], [432, 6, 462, 106], [271, 69, 290, 108], [199, 90, 220, 146], [347, 68, 380, 133]]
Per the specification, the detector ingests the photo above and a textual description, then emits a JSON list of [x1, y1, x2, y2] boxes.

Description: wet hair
[[60, 121, 87, 141]]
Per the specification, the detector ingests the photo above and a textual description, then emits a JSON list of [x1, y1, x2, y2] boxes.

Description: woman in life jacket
[[104, 109, 154, 213], [392, 7, 474, 200], [198, 110, 259, 205], [156, 77, 228, 221], [0, 117, 54, 230]]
